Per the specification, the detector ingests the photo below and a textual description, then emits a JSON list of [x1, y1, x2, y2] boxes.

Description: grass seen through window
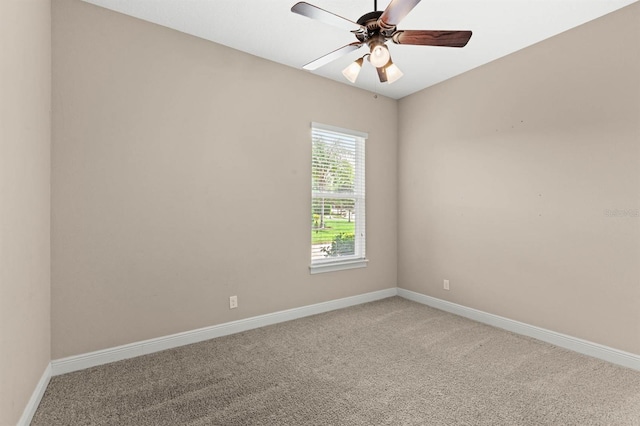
[[312, 217, 355, 245]]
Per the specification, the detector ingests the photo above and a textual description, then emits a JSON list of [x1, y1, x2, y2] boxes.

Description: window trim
[[309, 122, 368, 274], [309, 258, 369, 275], [311, 122, 368, 140]]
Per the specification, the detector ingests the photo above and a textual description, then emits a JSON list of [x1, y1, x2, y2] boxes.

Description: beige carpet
[[33, 297, 640, 425]]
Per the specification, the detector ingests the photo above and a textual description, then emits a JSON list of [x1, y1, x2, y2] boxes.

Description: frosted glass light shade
[[385, 62, 403, 84], [342, 57, 364, 83], [369, 44, 390, 68]]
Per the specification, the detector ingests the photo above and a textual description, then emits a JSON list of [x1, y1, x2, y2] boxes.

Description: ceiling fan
[[291, 0, 472, 84]]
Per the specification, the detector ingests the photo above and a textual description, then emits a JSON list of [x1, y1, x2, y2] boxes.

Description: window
[[310, 122, 367, 274]]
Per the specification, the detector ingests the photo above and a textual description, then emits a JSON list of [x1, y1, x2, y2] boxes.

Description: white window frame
[[310, 122, 368, 274]]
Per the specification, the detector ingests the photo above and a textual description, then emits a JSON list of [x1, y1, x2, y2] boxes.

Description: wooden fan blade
[[379, 0, 421, 29], [392, 30, 472, 47], [302, 42, 363, 70], [291, 2, 364, 33], [376, 66, 388, 83]]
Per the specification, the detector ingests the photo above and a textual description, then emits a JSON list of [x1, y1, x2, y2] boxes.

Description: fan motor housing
[[356, 11, 384, 34]]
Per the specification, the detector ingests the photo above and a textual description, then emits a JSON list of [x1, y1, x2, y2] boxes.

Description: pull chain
[[373, 67, 379, 99]]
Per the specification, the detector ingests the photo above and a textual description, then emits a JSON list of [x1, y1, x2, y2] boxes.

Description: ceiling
[[82, 0, 637, 100]]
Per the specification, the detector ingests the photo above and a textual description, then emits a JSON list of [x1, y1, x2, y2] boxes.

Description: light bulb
[[369, 44, 390, 68], [385, 62, 403, 84], [342, 57, 364, 83]]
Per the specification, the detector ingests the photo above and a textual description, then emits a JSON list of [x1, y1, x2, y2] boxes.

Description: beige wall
[[398, 3, 640, 355], [51, 0, 397, 359], [0, 0, 52, 424]]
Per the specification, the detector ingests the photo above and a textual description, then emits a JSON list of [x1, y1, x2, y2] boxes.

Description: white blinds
[[311, 123, 366, 264]]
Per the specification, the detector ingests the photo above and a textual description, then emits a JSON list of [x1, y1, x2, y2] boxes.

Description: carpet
[[32, 297, 640, 425]]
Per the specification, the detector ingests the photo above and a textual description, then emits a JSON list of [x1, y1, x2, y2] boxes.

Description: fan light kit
[[369, 41, 390, 68], [342, 57, 365, 83], [291, 0, 472, 85]]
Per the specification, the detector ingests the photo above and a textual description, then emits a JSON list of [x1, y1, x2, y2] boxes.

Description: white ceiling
[[82, 0, 637, 99]]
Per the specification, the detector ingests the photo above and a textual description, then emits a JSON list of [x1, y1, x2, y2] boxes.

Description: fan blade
[[376, 66, 388, 83], [392, 30, 472, 47], [291, 2, 364, 33], [303, 42, 363, 70], [378, 0, 421, 30]]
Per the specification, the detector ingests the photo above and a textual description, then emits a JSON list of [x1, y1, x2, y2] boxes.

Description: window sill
[[309, 258, 369, 275]]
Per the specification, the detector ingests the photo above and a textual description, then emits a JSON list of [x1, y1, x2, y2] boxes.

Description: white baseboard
[[51, 288, 398, 376], [18, 363, 51, 426], [50, 286, 638, 377], [397, 288, 640, 371]]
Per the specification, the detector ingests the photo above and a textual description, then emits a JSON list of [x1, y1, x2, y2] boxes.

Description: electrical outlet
[[443, 279, 450, 291], [229, 295, 238, 309]]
